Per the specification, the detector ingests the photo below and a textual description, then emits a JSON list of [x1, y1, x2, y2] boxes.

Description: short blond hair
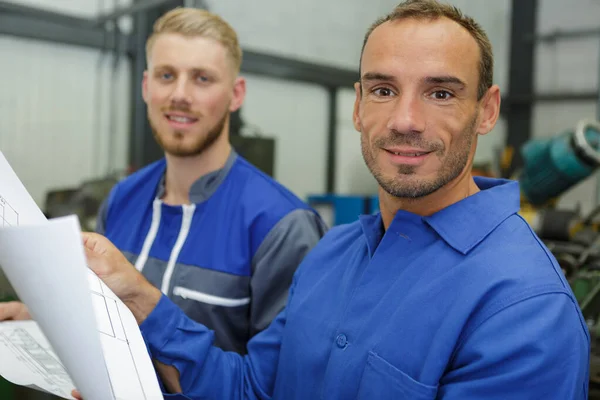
[[362, 0, 493, 100], [146, 7, 243, 74]]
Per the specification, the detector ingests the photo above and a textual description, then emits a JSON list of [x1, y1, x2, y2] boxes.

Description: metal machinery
[[517, 119, 600, 294], [519, 119, 600, 206], [515, 119, 600, 390], [44, 176, 122, 231], [229, 110, 276, 178]]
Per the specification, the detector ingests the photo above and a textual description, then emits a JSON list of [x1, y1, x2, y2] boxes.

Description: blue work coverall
[[141, 177, 590, 399]]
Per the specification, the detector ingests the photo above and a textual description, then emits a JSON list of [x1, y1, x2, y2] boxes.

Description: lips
[[165, 113, 198, 124], [388, 150, 429, 157], [384, 148, 431, 157], [383, 147, 433, 166]]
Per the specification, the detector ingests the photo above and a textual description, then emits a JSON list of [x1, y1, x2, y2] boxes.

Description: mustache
[[374, 132, 444, 152], [161, 103, 201, 118]]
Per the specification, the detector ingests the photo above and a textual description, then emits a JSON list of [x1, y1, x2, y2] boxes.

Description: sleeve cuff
[[139, 293, 184, 356]]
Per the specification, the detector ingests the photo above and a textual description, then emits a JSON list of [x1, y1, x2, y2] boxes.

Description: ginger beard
[[150, 102, 229, 158]]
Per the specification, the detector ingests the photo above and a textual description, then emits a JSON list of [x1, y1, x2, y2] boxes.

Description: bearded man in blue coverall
[[42, 0, 600, 398]]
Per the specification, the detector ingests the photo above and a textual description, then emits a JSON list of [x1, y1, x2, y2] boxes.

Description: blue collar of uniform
[[156, 150, 238, 203], [360, 177, 521, 256], [422, 177, 520, 254]]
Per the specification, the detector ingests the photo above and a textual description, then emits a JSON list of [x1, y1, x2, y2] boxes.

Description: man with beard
[[91, 7, 329, 355], [61, 1, 596, 399], [0, 7, 327, 356]]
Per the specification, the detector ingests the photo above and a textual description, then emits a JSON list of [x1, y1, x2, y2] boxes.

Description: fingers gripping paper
[[0, 151, 162, 400]]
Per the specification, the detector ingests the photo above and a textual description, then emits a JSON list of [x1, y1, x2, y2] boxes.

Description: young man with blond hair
[[0, 7, 327, 356], [98, 8, 328, 354]]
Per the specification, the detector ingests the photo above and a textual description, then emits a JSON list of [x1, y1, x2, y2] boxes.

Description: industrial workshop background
[[0, 0, 599, 398]]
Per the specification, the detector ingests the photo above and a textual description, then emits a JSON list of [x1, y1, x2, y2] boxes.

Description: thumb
[[0, 302, 30, 321], [81, 233, 111, 277], [82, 245, 111, 278], [81, 232, 107, 256]]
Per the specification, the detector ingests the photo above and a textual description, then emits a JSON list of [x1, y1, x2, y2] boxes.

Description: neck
[[380, 169, 480, 230], [162, 139, 231, 206]]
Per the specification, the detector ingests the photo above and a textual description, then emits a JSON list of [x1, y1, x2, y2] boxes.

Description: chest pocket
[[357, 352, 438, 400]]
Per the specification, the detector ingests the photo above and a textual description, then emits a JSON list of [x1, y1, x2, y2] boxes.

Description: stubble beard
[[361, 114, 477, 199]]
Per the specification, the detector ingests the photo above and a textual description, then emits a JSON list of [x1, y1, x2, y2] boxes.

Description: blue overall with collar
[[140, 177, 590, 399]]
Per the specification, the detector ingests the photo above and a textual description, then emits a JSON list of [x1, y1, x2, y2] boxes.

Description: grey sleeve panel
[[95, 197, 109, 235], [250, 208, 328, 336]]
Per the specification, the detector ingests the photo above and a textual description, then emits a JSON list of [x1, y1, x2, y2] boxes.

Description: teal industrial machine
[[519, 119, 600, 206]]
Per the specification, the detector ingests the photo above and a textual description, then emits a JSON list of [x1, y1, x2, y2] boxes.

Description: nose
[[386, 92, 426, 134], [170, 76, 193, 104]]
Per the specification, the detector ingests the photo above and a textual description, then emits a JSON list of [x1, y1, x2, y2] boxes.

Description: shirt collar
[[156, 150, 238, 203], [360, 177, 521, 256], [422, 177, 520, 254], [360, 213, 385, 258]]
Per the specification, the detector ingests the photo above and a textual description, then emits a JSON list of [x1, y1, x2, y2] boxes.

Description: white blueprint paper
[[0, 151, 162, 400]]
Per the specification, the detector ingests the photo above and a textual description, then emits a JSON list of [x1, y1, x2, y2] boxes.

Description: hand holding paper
[[0, 301, 31, 321], [0, 150, 164, 400], [82, 232, 163, 325]]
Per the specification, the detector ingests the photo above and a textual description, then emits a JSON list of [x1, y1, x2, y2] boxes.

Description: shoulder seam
[[453, 286, 581, 362], [515, 213, 570, 290]]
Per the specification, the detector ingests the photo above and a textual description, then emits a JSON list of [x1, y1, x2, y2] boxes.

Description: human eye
[[372, 87, 395, 97], [429, 90, 454, 100], [195, 73, 211, 84], [157, 71, 173, 81]]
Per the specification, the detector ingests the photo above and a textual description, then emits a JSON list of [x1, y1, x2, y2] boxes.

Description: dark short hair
[[360, 0, 493, 100]]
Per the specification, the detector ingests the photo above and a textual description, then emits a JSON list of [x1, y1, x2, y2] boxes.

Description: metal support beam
[[504, 0, 538, 177], [0, 12, 133, 54], [129, 8, 151, 172], [503, 91, 599, 105], [326, 88, 338, 194], [95, 0, 175, 26], [518, 92, 600, 103], [500, 92, 600, 118], [0, 1, 94, 28], [129, 0, 185, 171], [241, 50, 357, 89], [530, 27, 600, 43]]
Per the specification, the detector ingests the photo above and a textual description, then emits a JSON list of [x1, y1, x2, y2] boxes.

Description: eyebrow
[[361, 72, 395, 83], [153, 64, 174, 70], [361, 72, 466, 89], [424, 76, 466, 89], [153, 65, 215, 75]]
